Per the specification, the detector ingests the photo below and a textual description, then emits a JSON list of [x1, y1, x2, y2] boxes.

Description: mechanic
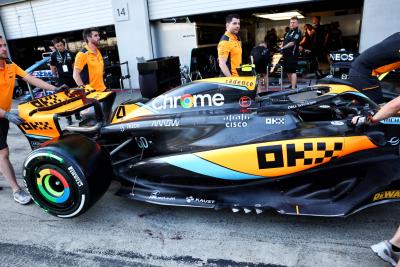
[[73, 28, 106, 91], [0, 35, 60, 205], [281, 16, 302, 89], [50, 37, 76, 87], [351, 33, 400, 267], [218, 14, 242, 77], [349, 32, 400, 104], [250, 42, 270, 85]]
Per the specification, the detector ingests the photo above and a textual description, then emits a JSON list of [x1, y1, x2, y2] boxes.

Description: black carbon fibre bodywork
[[21, 77, 400, 217]]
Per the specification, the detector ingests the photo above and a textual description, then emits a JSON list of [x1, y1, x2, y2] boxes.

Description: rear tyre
[[23, 134, 113, 218]]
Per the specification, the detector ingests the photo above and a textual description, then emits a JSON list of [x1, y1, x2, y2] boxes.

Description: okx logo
[[257, 141, 343, 169], [152, 93, 224, 110]]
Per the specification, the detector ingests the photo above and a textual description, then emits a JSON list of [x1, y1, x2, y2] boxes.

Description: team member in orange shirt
[[73, 28, 106, 91], [218, 14, 242, 77], [0, 35, 57, 204]]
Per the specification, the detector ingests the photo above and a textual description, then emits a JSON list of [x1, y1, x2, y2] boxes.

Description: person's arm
[[281, 41, 295, 50], [50, 65, 58, 77], [22, 74, 56, 91], [352, 96, 400, 125], [73, 67, 84, 86], [218, 57, 231, 77], [373, 97, 400, 122], [0, 108, 6, 119], [49, 53, 58, 77], [299, 35, 307, 47], [0, 107, 24, 124], [73, 51, 85, 86], [217, 40, 232, 77]]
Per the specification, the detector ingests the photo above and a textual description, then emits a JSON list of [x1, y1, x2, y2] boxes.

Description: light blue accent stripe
[[25, 134, 52, 140], [162, 154, 264, 180], [381, 117, 400, 125], [137, 102, 159, 113]]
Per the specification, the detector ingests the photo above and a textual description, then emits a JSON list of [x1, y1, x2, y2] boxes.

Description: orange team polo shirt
[[74, 45, 106, 91], [217, 31, 242, 76], [0, 60, 27, 111]]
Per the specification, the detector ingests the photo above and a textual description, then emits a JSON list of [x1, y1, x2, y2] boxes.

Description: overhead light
[[254, 11, 305, 21]]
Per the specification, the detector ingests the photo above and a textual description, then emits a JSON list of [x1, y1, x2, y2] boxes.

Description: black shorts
[[283, 56, 298, 73], [349, 68, 384, 104], [0, 119, 9, 150]]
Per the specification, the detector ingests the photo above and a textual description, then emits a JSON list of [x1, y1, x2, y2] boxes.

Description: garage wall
[[0, 15, 6, 38], [148, 0, 312, 20], [0, 0, 113, 40], [360, 0, 400, 51]]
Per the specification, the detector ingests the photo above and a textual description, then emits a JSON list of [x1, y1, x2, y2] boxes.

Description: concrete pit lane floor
[[0, 90, 399, 267]]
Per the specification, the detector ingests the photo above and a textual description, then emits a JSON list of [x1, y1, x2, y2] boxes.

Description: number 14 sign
[[114, 2, 129, 22]]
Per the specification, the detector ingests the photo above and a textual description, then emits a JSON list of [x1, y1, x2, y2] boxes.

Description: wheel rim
[[36, 168, 70, 204]]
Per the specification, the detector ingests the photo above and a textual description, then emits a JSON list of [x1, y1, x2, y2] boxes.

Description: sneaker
[[371, 240, 400, 266], [13, 189, 31, 205], [285, 85, 297, 89]]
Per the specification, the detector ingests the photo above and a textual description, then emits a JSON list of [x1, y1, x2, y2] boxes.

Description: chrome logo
[[152, 93, 224, 110], [180, 94, 194, 108]]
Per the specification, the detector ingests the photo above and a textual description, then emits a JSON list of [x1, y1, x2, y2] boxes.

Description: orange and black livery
[[17, 76, 400, 218]]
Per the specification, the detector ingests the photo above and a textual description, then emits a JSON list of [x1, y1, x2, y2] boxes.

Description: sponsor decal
[[257, 141, 343, 169], [135, 136, 149, 149], [223, 114, 250, 128], [381, 117, 400, 125], [30, 141, 42, 149], [21, 121, 53, 131], [67, 166, 83, 187], [30, 94, 63, 108], [288, 100, 317, 109], [149, 190, 175, 201], [373, 190, 400, 201], [331, 121, 344, 126], [388, 137, 400, 146], [151, 93, 224, 110], [239, 96, 252, 108], [151, 119, 180, 127], [29, 90, 83, 108], [225, 78, 254, 87], [186, 196, 215, 204], [265, 117, 285, 125], [319, 105, 330, 109], [329, 53, 355, 62], [120, 122, 139, 132]]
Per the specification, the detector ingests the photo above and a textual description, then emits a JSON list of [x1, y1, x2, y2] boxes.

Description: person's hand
[[351, 115, 374, 126], [54, 84, 69, 93], [4, 112, 25, 125]]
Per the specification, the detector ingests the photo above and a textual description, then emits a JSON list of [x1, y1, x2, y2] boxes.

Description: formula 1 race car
[[18, 76, 400, 218]]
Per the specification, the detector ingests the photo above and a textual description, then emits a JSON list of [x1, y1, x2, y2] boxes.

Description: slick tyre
[[23, 134, 113, 218]]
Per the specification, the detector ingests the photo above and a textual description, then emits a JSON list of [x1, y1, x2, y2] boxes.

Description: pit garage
[[150, 0, 364, 81]]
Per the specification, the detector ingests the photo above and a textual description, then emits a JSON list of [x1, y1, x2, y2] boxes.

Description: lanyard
[[57, 50, 67, 65]]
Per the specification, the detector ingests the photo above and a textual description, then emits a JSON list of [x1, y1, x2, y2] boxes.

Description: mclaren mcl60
[[17, 76, 400, 218]]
